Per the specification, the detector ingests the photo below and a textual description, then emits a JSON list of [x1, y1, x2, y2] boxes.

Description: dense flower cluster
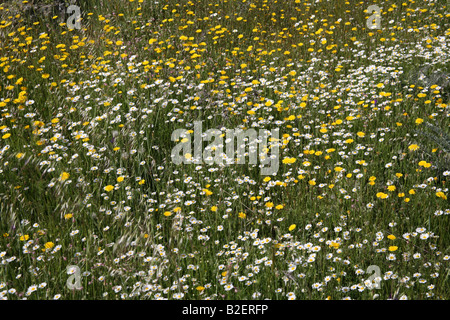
[[0, 0, 448, 300]]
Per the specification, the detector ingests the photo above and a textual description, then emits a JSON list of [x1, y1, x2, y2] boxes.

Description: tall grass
[[0, 0, 448, 300]]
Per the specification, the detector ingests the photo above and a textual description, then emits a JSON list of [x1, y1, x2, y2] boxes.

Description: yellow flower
[[139, 179, 145, 185], [308, 180, 316, 186], [275, 205, 284, 210], [163, 211, 172, 217], [196, 286, 205, 291], [104, 185, 114, 192], [288, 224, 296, 231], [2, 133, 11, 139], [418, 161, 431, 168], [387, 185, 396, 192], [211, 206, 218, 212], [265, 202, 274, 208], [329, 241, 340, 249], [282, 157, 296, 164], [60, 172, 70, 181], [202, 188, 213, 196], [16, 153, 25, 159], [436, 192, 447, 200], [415, 118, 423, 124], [408, 144, 419, 151], [238, 212, 246, 219], [19, 235, 29, 241], [117, 176, 124, 182], [64, 213, 73, 220], [44, 242, 54, 249], [388, 246, 398, 252], [376, 192, 388, 199], [387, 235, 396, 240]]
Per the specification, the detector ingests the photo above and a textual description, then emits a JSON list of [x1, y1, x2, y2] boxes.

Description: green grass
[[0, 0, 449, 300]]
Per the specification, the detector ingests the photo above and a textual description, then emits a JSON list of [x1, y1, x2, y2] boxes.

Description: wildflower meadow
[[0, 0, 449, 300]]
